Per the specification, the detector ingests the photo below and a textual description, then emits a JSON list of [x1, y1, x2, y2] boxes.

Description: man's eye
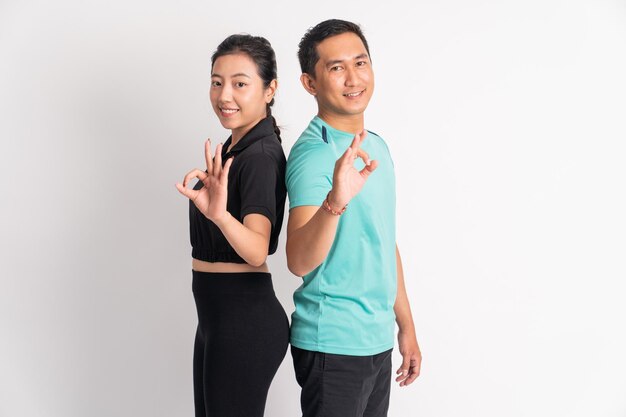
[[211, 81, 221, 87], [331, 66, 342, 71]]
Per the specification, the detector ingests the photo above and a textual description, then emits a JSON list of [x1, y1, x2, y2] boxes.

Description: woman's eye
[[211, 81, 221, 87], [236, 82, 246, 88]]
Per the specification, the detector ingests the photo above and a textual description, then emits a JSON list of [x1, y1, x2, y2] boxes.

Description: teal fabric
[[286, 116, 397, 356]]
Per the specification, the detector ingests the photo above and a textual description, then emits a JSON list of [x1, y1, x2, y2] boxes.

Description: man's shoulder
[[294, 118, 326, 144], [288, 120, 332, 160], [366, 129, 383, 140], [364, 129, 393, 158], [365, 129, 388, 146]]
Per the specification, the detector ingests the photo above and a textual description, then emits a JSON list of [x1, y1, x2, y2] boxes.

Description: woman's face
[[210, 53, 275, 140]]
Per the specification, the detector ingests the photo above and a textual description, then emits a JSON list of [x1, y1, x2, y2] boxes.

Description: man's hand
[[327, 130, 378, 209], [396, 330, 422, 387]]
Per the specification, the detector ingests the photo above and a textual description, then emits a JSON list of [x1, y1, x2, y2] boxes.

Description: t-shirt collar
[[222, 116, 275, 157]]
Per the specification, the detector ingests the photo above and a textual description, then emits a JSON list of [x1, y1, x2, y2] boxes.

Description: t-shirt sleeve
[[286, 140, 333, 210], [238, 154, 279, 225]]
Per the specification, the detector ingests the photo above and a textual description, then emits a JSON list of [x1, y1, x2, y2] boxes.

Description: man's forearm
[[395, 288, 416, 333], [286, 206, 340, 277], [395, 245, 416, 333]]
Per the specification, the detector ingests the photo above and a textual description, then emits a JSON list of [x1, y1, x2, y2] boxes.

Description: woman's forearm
[[214, 213, 270, 267]]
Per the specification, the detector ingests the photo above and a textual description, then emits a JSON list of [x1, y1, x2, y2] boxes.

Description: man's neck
[[317, 110, 364, 134]]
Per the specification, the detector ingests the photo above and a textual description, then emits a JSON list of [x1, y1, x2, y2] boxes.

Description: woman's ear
[[265, 79, 278, 104], [300, 73, 316, 96]]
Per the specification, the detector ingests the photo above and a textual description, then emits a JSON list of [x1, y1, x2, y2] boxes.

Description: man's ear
[[300, 73, 317, 96]]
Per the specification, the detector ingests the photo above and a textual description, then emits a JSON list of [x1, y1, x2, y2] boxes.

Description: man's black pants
[[291, 346, 392, 417]]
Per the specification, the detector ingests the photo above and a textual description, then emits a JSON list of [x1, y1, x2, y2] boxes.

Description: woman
[[175, 34, 289, 417]]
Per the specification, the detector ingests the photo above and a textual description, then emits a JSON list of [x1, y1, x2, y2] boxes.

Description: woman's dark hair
[[297, 19, 371, 78], [211, 34, 281, 142]]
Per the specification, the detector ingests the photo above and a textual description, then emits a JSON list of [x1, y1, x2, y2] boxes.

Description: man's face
[[309, 32, 374, 118]]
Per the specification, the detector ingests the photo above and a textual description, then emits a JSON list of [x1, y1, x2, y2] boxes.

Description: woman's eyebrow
[[211, 72, 252, 78]]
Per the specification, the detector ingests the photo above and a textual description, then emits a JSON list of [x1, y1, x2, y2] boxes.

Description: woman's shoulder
[[237, 133, 285, 168]]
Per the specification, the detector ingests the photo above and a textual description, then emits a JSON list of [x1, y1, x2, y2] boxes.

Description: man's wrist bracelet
[[322, 191, 347, 215]]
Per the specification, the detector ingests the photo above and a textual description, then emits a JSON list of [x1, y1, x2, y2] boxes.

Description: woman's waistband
[[192, 270, 275, 294]]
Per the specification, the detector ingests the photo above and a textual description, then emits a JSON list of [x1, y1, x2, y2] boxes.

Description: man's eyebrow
[[325, 59, 345, 68], [324, 54, 370, 68]]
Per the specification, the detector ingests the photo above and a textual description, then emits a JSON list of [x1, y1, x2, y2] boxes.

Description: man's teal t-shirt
[[286, 116, 397, 356]]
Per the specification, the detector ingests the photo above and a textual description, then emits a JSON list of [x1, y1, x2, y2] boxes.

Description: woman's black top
[[189, 116, 286, 264]]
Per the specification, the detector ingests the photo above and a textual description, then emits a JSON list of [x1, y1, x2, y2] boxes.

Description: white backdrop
[[1, 0, 625, 416]]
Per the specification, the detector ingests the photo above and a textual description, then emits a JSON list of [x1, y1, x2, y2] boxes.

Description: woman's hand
[[176, 139, 234, 225]]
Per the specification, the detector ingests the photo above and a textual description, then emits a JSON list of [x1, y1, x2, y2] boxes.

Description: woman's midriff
[[192, 258, 269, 273]]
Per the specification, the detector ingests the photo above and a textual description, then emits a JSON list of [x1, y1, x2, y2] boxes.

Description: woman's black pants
[[192, 271, 289, 417]]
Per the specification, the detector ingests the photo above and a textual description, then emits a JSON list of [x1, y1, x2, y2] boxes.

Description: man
[[286, 19, 422, 417]]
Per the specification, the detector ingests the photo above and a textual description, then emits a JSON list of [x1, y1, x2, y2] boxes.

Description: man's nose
[[344, 66, 357, 86]]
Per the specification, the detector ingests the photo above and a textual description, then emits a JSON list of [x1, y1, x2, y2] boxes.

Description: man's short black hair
[[297, 19, 371, 78]]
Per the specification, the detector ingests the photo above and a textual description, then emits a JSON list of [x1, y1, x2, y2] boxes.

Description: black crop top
[[189, 116, 287, 263]]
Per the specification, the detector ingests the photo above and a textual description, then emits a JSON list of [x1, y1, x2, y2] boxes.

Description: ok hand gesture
[[176, 139, 234, 224], [328, 130, 378, 209]]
